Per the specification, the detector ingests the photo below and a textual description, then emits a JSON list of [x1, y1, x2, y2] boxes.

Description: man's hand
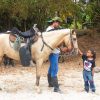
[[60, 47, 68, 52]]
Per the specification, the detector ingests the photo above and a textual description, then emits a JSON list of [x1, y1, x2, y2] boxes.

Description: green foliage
[[0, 0, 99, 31]]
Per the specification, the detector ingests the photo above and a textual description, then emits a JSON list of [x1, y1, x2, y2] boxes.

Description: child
[[78, 48, 96, 93]]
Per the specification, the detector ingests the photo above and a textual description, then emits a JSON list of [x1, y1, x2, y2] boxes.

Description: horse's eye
[[73, 38, 77, 41]]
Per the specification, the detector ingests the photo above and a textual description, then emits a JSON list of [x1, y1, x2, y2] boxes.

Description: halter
[[65, 29, 77, 56]]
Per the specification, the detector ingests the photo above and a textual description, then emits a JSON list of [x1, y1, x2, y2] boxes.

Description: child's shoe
[[84, 88, 89, 93], [92, 89, 95, 93]]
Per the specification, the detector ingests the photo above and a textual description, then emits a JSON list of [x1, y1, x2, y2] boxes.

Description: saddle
[[10, 27, 36, 38], [9, 26, 39, 43]]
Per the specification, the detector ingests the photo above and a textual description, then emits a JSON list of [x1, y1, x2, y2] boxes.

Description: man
[[46, 17, 63, 31], [46, 17, 68, 92]]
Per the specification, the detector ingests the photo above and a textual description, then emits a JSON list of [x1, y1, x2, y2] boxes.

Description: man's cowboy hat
[[47, 17, 62, 23]]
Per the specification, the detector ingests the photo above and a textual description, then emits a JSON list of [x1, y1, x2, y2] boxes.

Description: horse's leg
[[35, 59, 43, 93]]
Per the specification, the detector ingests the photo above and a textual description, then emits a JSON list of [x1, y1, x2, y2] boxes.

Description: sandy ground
[[0, 57, 100, 100]]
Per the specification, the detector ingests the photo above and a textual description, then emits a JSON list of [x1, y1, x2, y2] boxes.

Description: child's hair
[[90, 48, 96, 60]]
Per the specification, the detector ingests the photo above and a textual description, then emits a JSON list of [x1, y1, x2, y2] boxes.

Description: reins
[[41, 32, 54, 51]]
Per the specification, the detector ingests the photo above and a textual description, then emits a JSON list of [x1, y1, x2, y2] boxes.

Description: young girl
[[78, 49, 96, 93]]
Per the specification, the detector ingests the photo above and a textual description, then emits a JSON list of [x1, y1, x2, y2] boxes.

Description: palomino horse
[[0, 29, 78, 92]]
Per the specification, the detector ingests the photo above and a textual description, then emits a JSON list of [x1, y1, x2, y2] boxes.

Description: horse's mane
[[42, 29, 70, 37]]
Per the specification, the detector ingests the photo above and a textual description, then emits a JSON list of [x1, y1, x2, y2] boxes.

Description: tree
[[0, 0, 99, 31]]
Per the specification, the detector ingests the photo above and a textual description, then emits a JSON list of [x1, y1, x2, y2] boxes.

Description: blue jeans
[[83, 70, 95, 92], [48, 53, 59, 77]]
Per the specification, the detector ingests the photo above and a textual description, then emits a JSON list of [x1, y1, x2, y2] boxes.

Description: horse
[[0, 29, 78, 92]]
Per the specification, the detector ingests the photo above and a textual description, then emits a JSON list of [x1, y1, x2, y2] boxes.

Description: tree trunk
[[24, 20, 26, 31]]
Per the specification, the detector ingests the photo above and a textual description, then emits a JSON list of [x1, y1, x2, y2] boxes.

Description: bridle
[[65, 29, 77, 56]]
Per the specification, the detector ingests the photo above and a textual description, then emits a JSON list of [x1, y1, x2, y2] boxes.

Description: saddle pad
[[19, 46, 31, 66]]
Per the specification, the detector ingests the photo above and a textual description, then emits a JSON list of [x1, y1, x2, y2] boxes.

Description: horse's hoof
[[34, 86, 41, 93]]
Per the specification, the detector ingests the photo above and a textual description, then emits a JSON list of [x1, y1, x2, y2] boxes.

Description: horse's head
[[63, 29, 78, 55]]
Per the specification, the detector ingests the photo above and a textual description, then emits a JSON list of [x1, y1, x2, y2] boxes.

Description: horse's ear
[[72, 29, 75, 34], [72, 29, 76, 34]]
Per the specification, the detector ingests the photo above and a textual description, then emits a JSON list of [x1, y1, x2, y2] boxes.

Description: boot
[[47, 74, 53, 87], [51, 76, 61, 93]]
